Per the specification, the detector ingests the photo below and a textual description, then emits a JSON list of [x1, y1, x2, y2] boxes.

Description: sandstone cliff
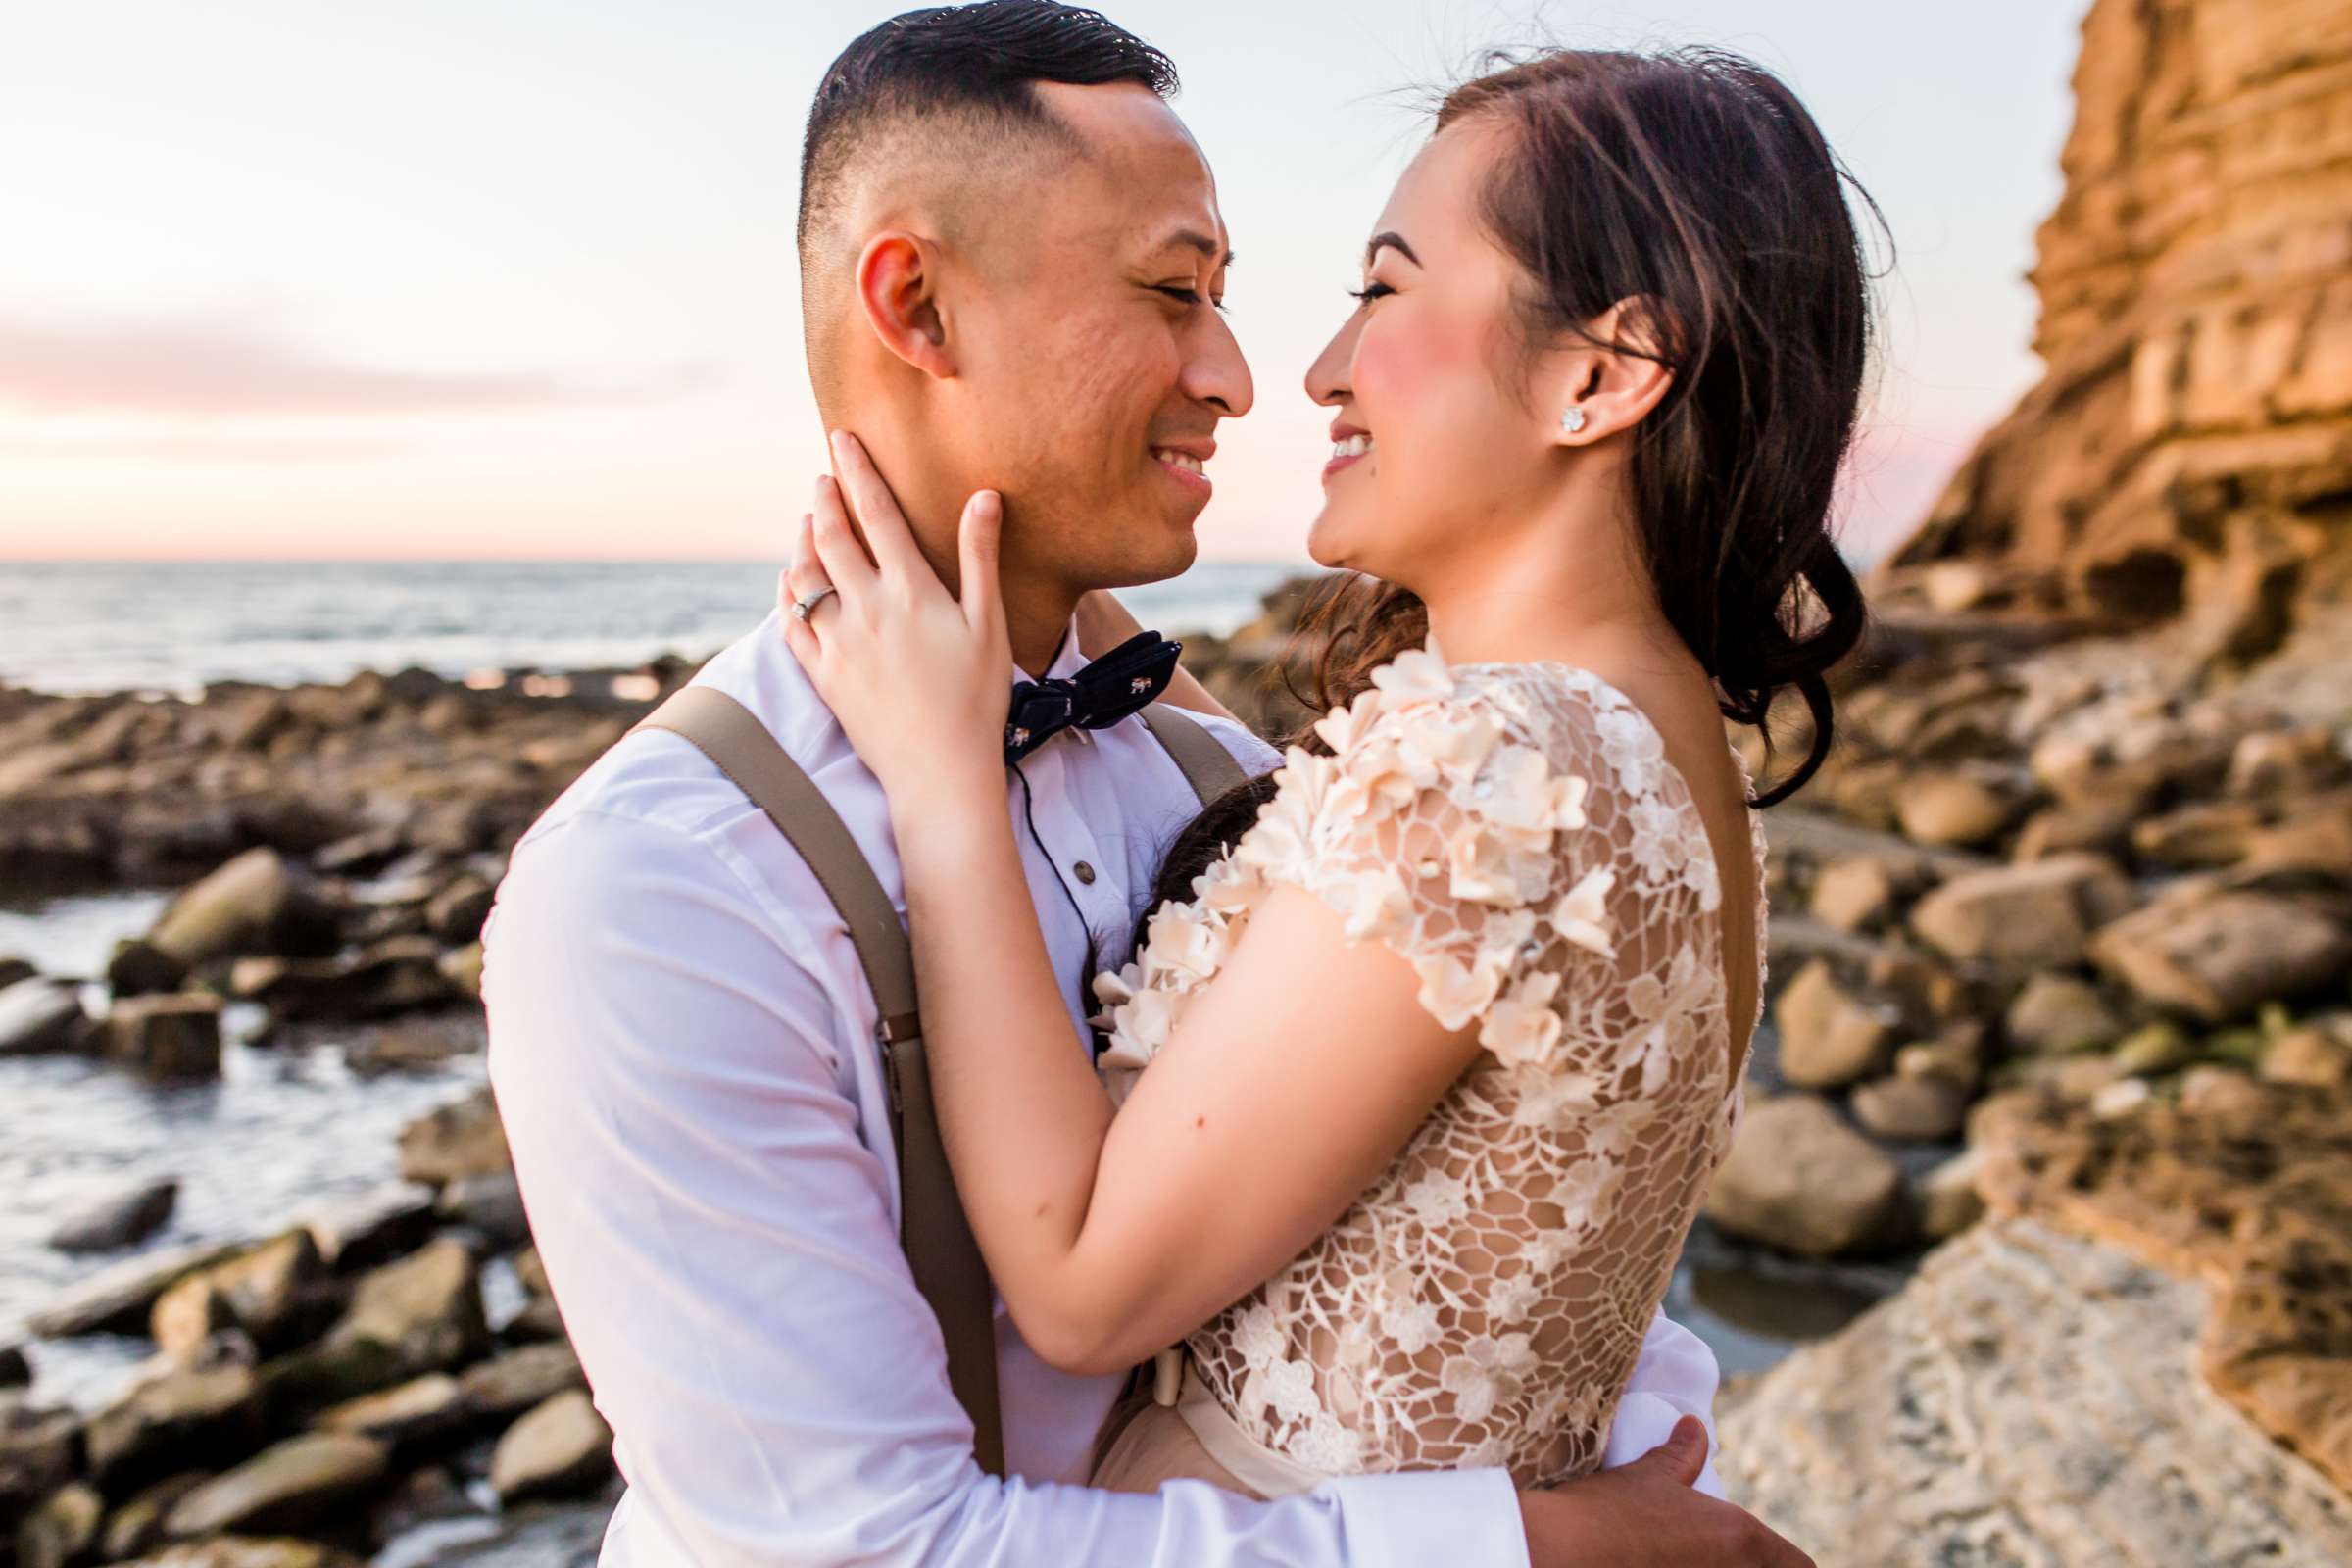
[[1879, 0, 2352, 670]]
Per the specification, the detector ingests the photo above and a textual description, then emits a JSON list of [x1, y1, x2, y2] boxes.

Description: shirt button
[[1073, 861, 1098, 885]]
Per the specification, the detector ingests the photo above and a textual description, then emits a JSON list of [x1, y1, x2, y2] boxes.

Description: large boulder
[[1720, 1220, 2352, 1567], [298, 1183, 436, 1273], [1701, 1096, 1910, 1258], [2004, 972, 2125, 1054], [457, 1343, 585, 1423], [2088, 890, 2352, 1023], [1907, 853, 2136, 968]]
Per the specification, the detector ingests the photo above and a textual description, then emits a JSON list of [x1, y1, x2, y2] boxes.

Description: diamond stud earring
[[1560, 405, 1588, 435]]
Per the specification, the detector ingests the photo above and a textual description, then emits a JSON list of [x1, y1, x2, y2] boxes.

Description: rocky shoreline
[[9, 546, 2352, 1556]]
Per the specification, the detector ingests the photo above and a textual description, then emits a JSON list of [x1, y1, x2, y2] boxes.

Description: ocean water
[[0, 559, 1309, 697]]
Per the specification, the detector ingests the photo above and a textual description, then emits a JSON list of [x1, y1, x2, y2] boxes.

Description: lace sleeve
[[1174, 647, 1738, 1484]]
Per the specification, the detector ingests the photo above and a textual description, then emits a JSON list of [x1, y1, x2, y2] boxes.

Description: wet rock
[[2004, 972, 2124, 1054], [49, 1179, 178, 1254], [396, 1090, 509, 1186], [488, 1390, 612, 1504], [147, 849, 340, 969], [84, 1363, 264, 1494], [1771, 959, 1897, 1090], [1806, 856, 1904, 934], [2010, 799, 2134, 860], [423, 874, 495, 946], [2110, 1020, 2195, 1077], [324, 1240, 489, 1381], [0, 979, 90, 1057], [1702, 1096, 1910, 1258], [2089, 890, 2352, 1023], [0, 1402, 78, 1524], [101, 996, 222, 1081], [1894, 772, 2017, 849], [151, 1233, 326, 1361], [114, 1534, 365, 1568], [1907, 853, 2136, 968], [299, 1184, 435, 1274], [344, 1017, 481, 1077], [508, 1249, 547, 1298], [434, 1171, 527, 1249], [2261, 1025, 2352, 1088], [500, 1297, 567, 1346], [457, 1343, 584, 1423], [434, 942, 483, 1000], [2130, 801, 2265, 869], [314, 1374, 468, 1449], [2227, 727, 2347, 800], [312, 828, 406, 877], [101, 1472, 210, 1561], [17, 1480, 103, 1568], [106, 940, 189, 999], [27, 1242, 241, 1338], [1850, 1075, 1968, 1143], [1915, 1149, 1987, 1240], [162, 1433, 388, 1540], [228, 938, 452, 1024]]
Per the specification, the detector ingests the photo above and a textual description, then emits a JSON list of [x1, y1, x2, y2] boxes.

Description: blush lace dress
[[1086, 638, 1767, 1494]]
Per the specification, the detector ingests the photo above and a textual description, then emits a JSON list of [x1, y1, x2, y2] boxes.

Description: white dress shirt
[[483, 610, 1724, 1567]]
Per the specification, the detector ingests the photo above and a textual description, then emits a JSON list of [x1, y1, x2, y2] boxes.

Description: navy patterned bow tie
[[1004, 630, 1182, 763]]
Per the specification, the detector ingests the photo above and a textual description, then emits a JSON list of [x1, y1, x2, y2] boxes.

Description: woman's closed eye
[[1348, 281, 1396, 307]]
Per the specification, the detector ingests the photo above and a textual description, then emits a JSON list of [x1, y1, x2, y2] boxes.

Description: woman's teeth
[[1152, 448, 1205, 476], [1332, 434, 1375, 460]]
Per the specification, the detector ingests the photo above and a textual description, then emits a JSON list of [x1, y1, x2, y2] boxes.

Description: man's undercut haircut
[[798, 0, 1179, 262]]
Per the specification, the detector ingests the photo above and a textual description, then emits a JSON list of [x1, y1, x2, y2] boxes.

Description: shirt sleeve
[[483, 802, 1535, 1568]]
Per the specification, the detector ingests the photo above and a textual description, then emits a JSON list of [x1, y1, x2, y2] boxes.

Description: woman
[[782, 45, 1871, 1494]]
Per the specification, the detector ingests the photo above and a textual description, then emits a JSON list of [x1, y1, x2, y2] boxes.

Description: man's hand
[[1518, 1417, 1813, 1568]]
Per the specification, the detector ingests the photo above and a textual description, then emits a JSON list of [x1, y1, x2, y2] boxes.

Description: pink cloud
[[0, 305, 720, 418]]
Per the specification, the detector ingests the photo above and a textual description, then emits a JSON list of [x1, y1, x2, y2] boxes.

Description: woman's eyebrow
[[1365, 231, 1421, 267]]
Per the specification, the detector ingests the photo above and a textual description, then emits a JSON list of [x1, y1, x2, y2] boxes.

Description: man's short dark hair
[[797, 1, 1179, 260]]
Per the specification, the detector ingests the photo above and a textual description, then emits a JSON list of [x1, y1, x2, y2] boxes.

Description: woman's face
[[1303, 117, 1559, 587]]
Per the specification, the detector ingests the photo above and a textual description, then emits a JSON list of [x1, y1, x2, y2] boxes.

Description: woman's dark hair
[[1134, 45, 1879, 942]]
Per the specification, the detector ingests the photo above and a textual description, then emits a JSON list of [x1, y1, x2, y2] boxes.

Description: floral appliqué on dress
[[1090, 640, 1769, 1487]]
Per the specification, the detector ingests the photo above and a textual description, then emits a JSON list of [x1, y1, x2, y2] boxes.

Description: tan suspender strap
[[1136, 703, 1249, 807], [630, 686, 1004, 1478]]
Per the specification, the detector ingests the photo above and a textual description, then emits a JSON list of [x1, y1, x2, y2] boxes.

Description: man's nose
[[1180, 310, 1254, 418]]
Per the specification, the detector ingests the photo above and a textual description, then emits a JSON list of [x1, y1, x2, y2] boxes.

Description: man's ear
[[853, 231, 956, 380], [1549, 295, 1674, 447]]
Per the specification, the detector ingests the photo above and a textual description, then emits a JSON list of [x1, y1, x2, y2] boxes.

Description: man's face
[[942, 83, 1251, 597]]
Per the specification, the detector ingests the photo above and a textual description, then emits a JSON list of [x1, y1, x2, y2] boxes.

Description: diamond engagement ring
[[790, 585, 837, 622]]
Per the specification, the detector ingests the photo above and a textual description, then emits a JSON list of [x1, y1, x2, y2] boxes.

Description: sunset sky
[[0, 0, 2090, 564]]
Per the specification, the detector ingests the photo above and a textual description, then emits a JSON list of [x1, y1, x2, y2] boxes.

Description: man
[[485, 5, 1810, 1564]]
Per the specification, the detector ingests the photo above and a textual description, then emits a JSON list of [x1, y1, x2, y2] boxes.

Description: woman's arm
[[786, 435, 1480, 1374], [1076, 589, 1240, 725]]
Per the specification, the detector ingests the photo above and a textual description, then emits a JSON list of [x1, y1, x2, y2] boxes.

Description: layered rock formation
[[1880, 0, 2352, 669], [1719, 1218, 2352, 1566]]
